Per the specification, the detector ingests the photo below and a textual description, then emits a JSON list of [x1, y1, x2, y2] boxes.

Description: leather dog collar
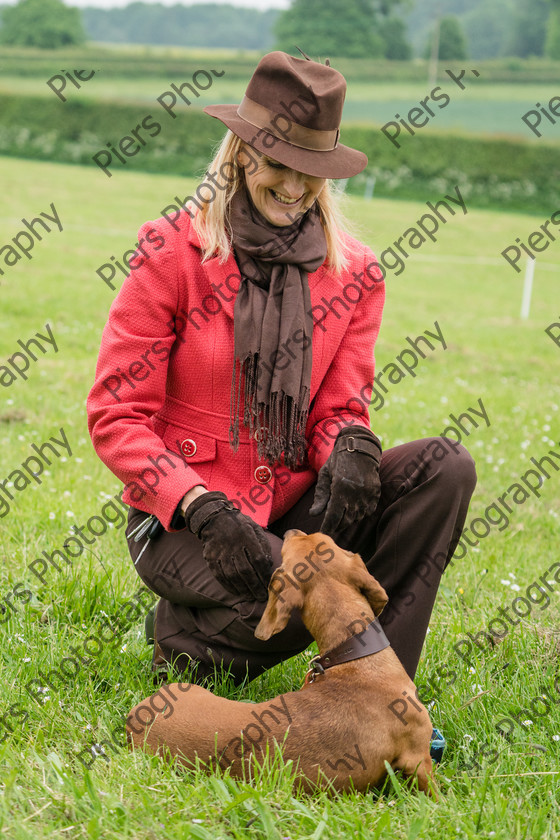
[[305, 618, 390, 684]]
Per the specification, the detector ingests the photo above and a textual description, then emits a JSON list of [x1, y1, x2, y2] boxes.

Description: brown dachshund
[[126, 530, 436, 795]]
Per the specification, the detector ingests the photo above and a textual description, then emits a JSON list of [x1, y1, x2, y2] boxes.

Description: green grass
[[1, 72, 556, 140], [0, 156, 559, 839], [3, 43, 560, 82]]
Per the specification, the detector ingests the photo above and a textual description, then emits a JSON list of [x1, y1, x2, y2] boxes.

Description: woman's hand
[[180, 485, 209, 514], [309, 426, 382, 540], [184, 491, 272, 601]]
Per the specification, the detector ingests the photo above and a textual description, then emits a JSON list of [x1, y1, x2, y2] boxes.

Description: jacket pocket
[[161, 424, 217, 465]]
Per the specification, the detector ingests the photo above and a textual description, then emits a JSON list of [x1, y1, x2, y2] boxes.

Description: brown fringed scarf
[[228, 186, 327, 469]]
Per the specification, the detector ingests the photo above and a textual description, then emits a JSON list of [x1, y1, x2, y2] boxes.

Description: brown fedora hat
[[203, 50, 368, 179]]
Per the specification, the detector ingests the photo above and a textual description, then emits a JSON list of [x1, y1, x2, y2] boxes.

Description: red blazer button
[[254, 465, 272, 484], [181, 438, 197, 457]]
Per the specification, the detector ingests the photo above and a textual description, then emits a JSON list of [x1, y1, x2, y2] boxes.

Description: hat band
[[237, 96, 339, 153]]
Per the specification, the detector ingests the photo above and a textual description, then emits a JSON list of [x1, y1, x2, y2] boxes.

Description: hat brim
[[203, 104, 368, 179]]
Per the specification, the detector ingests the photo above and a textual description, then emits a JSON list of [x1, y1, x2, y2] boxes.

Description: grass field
[[1, 155, 560, 839], [2, 73, 555, 140]]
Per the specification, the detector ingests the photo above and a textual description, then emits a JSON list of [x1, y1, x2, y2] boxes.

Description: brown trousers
[[127, 437, 476, 684]]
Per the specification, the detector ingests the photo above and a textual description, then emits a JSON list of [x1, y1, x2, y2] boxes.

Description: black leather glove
[[184, 491, 272, 601], [309, 426, 382, 539]]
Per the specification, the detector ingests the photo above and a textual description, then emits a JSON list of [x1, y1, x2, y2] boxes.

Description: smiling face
[[239, 144, 326, 227]]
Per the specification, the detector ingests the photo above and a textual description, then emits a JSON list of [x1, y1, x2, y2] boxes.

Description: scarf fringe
[[229, 353, 308, 469]]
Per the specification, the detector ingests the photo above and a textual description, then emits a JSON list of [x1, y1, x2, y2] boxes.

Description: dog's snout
[[283, 528, 305, 540]]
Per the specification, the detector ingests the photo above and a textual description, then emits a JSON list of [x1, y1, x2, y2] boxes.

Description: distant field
[[2, 73, 556, 139], [0, 155, 559, 838]]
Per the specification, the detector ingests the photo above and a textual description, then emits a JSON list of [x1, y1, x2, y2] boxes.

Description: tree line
[[0, 0, 559, 60]]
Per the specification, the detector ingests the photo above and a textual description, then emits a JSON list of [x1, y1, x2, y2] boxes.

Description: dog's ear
[[349, 559, 388, 616], [254, 570, 304, 640]]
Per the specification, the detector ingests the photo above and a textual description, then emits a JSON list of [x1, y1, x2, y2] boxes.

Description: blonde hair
[[192, 131, 351, 273]]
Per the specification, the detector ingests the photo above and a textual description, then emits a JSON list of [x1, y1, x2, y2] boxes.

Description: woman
[[87, 52, 476, 714]]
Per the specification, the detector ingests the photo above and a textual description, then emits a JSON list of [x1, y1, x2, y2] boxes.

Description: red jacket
[[87, 211, 385, 530]]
